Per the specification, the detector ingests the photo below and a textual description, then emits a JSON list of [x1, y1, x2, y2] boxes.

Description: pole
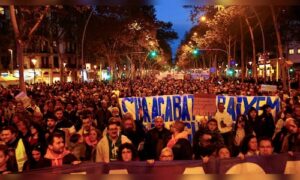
[[33, 66, 35, 84], [81, 8, 94, 82]]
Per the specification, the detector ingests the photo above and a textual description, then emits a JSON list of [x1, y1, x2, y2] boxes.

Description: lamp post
[[8, 49, 13, 74], [31, 58, 37, 84]]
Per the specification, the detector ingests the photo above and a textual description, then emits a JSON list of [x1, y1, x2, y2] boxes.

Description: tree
[[9, 5, 50, 92]]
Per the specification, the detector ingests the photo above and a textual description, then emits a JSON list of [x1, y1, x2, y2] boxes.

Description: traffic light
[[289, 67, 295, 74], [226, 68, 235, 77], [149, 50, 158, 59], [192, 48, 200, 56]]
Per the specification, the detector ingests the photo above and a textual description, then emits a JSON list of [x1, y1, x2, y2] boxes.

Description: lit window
[[289, 49, 294, 55], [0, 7, 4, 15], [298, 49, 300, 54]]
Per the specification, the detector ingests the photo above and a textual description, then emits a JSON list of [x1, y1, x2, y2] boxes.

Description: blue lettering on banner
[[243, 96, 257, 116], [142, 97, 151, 122], [173, 96, 181, 120], [158, 97, 165, 119], [267, 96, 280, 113], [181, 96, 190, 121], [151, 97, 159, 120], [227, 97, 236, 120], [165, 96, 173, 121], [119, 95, 280, 137]]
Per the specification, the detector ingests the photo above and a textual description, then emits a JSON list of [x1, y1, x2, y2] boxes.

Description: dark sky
[[155, 2, 193, 59]]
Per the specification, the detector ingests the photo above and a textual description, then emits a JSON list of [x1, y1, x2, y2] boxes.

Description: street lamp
[[31, 58, 37, 84], [200, 15, 206, 22], [8, 49, 13, 73]]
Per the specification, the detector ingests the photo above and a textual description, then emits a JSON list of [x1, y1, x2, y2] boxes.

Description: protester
[[159, 147, 174, 161], [22, 144, 51, 171], [0, 144, 17, 174], [143, 116, 171, 160], [95, 121, 131, 163], [85, 128, 102, 161], [258, 137, 274, 156], [1, 126, 28, 172], [214, 102, 233, 147], [44, 132, 80, 167], [117, 143, 137, 162]]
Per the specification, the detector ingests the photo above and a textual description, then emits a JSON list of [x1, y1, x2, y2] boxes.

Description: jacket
[[95, 135, 131, 163]]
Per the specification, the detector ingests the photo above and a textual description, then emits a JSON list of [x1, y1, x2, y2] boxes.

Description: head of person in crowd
[[1, 126, 17, 145], [46, 132, 66, 156], [111, 107, 120, 118], [235, 115, 247, 130], [217, 146, 231, 159], [285, 118, 300, 134], [101, 99, 108, 109], [0, 144, 14, 174], [54, 108, 64, 121], [206, 119, 218, 132], [170, 121, 185, 135], [86, 128, 102, 145], [12, 113, 23, 125], [46, 114, 57, 130], [117, 143, 137, 162], [81, 111, 93, 131], [240, 135, 258, 155], [258, 137, 274, 156], [293, 105, 300, 119], [107, 121, 120, 140], [31, 144, 44, 162], [247, 107, 258, 120], [154, 116, 164, 131], [122, 112, 136, 132], [159, 147, 174, 161], [217, 102, 225, 113], [16, 119, 30, 137], [261, 104, 272, 115], [15, 101, 25, 113], [65, 103, 73, 112]]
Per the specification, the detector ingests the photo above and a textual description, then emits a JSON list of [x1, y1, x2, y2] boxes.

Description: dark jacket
[[22, 158, 51, 171], [172, 138, 193, 160], [257, 112, 275, 139], [143, 127, 171, 160]]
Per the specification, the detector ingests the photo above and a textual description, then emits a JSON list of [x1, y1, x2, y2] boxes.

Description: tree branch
[[28, 6, 50, 37]]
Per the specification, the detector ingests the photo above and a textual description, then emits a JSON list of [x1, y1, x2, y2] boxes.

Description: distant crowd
[[0, 77, 299, 174]]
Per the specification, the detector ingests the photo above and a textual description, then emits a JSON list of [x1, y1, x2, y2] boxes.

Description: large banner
[[23, 153, 300, 175], [119, 95, 280, 136]]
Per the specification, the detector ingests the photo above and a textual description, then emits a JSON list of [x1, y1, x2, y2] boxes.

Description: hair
[[117, 143, 137, 161], [70, 134, 81, 144], [173, 121, 185, 133], [160, 147, 174, 158], [54, 107, 63, 113], [216, 146, 231, 157], [240, 134, 257, 154], [258, 137, 274, 147], [1, 126, 18, 135], [89, 128, 102, 141], [47, 132, 64, 145], [107, 121, 120, 129], [207, 118, 218, 124], [0, 144, 9, 156]]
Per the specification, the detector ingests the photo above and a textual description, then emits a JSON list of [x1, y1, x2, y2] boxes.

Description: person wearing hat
[[257, 104, 275, 139]]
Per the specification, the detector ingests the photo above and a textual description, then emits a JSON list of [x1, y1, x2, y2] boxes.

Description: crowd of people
[[0, 76, 299, 174]]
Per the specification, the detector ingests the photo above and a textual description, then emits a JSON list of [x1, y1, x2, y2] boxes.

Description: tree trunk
[[240, 18, 245, 82], [17, 41, 26, 92], [245, 16, 257, 83], [271, 5, 287, 90]]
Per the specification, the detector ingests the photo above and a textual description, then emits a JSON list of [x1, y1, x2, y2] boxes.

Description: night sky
[[155, 1, 193, 59]]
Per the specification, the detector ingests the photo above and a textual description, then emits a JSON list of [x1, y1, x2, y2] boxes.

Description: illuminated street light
[[8, 49, 13, 73], [200, 15, 206, 22], [31, 58, 37, 84]]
